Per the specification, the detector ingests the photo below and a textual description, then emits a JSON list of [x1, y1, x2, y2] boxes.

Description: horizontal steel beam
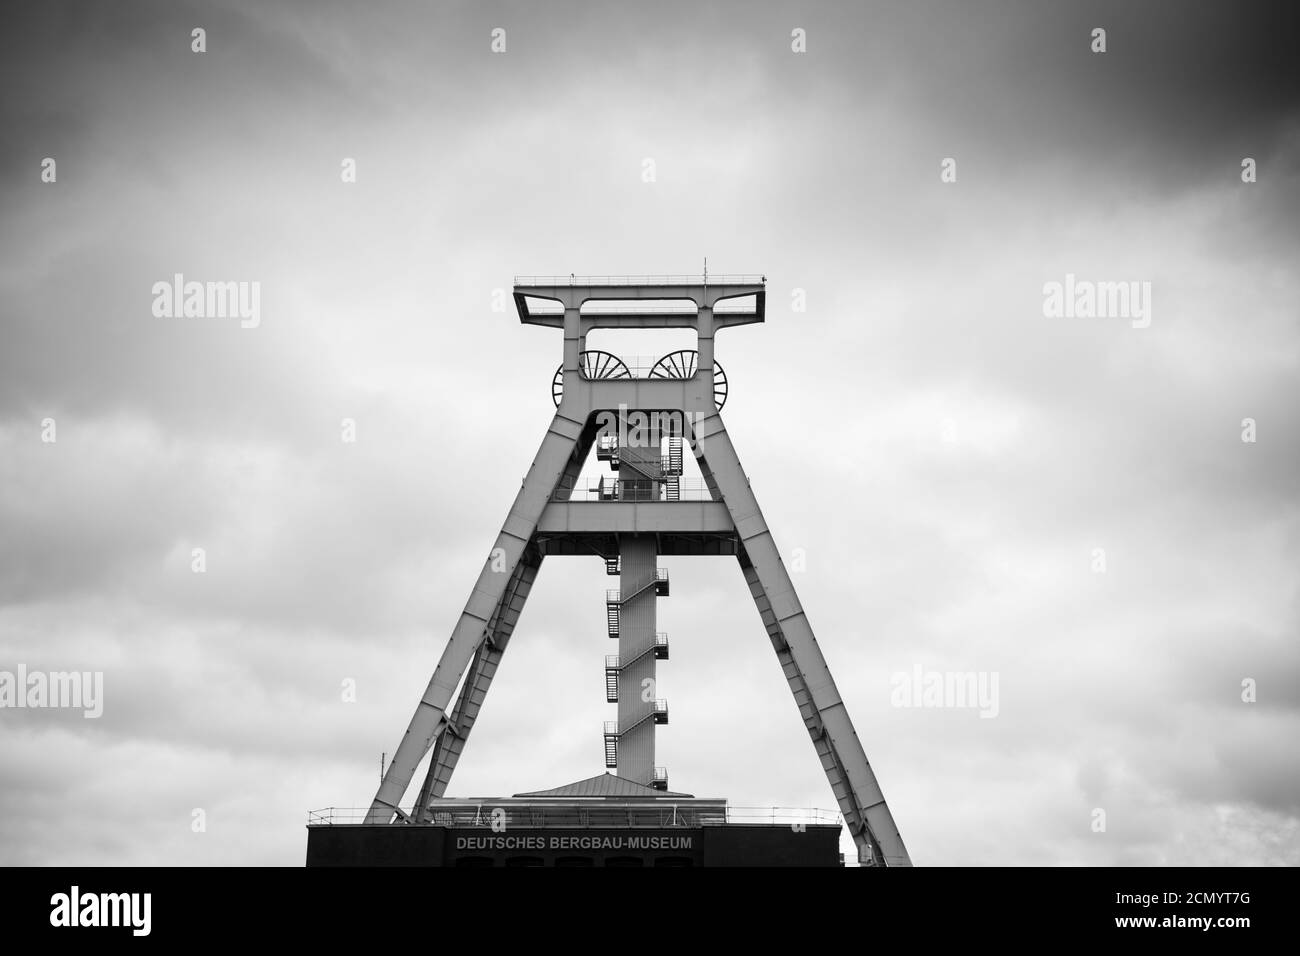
[[537, 501, 735, 535], [533, 531, 738, 558], [515, 284, 766, 322]]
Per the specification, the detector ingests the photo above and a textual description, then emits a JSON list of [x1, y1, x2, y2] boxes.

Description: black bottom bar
[[3, 865, 1286, 944]]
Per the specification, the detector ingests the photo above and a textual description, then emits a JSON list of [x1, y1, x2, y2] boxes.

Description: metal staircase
[[601, 701, 670, 769], [627, 632, 669, 665], [606, 595, 620, 639], [604, 635, 669, 704], [596, 434, 684, 501], [665, 435, 683, 501], [605, 655, 620, 703], [603, 721, 619, 768], [605, 571, 669, 638]]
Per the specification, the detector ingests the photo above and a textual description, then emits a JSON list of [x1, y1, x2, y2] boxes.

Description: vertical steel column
[[616, 536, 658, 785]]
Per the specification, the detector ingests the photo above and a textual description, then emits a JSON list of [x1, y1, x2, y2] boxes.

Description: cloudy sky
[[1, 0, 1297, 866]]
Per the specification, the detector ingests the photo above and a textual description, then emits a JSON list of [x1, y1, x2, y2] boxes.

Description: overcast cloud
[[1, 0, 1297, 865]]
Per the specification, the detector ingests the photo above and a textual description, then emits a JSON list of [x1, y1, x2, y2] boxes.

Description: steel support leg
[[413, 547, 542, 819], [364, 411, 585, 823], [693, 408, 912, 866]]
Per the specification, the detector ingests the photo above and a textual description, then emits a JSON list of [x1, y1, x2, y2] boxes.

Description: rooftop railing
[[719, 807, 844, 827], [307, 804, 842, 829]]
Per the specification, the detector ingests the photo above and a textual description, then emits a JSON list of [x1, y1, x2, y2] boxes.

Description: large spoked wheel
[[551, 350, 633, 407], [649, 349, 728, 409]]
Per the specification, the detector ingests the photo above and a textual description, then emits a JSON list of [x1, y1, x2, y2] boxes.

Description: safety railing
[[306, 804, 842, 829], [717, 807, 844, 828], [571, 354, 702, 378], [515, 275, 765, 286], [606, 569, 668, 604], [548, 477, 715, 503]]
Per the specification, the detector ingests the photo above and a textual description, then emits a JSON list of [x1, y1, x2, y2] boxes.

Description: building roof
[[513, 772, 693, 800]]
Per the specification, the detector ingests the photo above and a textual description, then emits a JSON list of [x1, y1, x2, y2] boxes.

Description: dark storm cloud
[[810, 0, 1300, 194]]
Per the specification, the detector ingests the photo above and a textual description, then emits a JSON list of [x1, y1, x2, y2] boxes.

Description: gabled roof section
[[513, 772, 693, 799]]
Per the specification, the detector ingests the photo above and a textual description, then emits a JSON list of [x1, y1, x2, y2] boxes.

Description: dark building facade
[[307, 773, 842, 867]]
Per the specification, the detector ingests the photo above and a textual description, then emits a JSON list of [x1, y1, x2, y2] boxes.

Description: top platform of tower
[[512, 275, 766, 330]]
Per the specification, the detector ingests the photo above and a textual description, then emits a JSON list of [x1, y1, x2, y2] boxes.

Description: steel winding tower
[[367, 274, 911, 866]]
